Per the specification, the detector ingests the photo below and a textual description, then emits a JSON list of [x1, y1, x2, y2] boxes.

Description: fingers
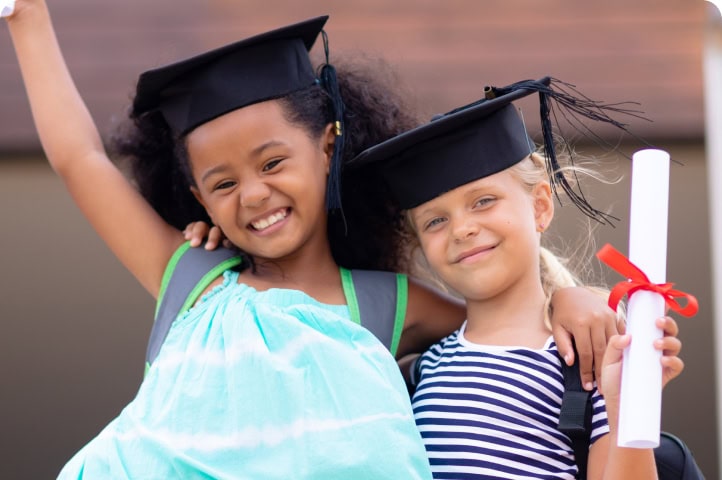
[[616, 316, 626, 335], [182, 221, 226, 250], [603, 334, 631, 365], [661, 355, 685, 387], [654, 316, 684, 388], [598, 333, 630, 397], [183, 221, 210, 247], [654, 335, 682, 357], [551, 324, 575, 367], [592, 321, 610, 390], [654, 316, 682, 356], [205, 225, 223, 250], [548, 286, 619, 391], [656, 315, 679, 338]]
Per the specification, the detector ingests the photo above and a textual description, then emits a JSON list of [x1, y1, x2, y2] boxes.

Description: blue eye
[[424, 217, 446, 230], [474, 197, 494, 208]]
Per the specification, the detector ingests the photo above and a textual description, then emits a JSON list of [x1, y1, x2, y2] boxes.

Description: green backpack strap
[[146, 242, 242, 371], [147, 254, 407, 373], [340, 268, 408, 357]]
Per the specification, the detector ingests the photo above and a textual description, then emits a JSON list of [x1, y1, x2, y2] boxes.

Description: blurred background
[[1, 0, 719, 477]]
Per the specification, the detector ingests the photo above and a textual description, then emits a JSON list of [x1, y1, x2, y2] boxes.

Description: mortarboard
[[132, 16, 328, 135], [131, 15, 347, 211], [350, 77, 644, 224]]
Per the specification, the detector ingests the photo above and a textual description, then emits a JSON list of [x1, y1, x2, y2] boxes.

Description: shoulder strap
[[148, 260, 406, 371], [558, 352, 593, 480], [146, 243, 242, 370], [656, 432, 706, 480], [343, 268, 408, 357]]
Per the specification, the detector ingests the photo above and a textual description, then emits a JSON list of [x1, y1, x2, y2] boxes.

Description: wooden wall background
[[1, 1, 717, 478]]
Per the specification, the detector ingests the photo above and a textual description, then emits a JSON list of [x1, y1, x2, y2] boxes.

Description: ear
[[320, 123, 337, 174], [532, 181, 554, 231], [190, 185, 215, 225]]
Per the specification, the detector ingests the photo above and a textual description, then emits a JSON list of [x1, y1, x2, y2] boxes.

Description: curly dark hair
[[111, 57, 419, 273]]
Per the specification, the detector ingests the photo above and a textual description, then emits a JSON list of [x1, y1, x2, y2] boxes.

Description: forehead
[[185, 100, 291, 151]]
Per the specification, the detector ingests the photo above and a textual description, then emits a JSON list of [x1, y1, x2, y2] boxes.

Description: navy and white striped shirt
[[411, 323, 609, 479]]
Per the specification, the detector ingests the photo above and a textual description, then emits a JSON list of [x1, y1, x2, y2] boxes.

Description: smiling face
[[409, 160, 554, 303], [186, 99, 334, 263]]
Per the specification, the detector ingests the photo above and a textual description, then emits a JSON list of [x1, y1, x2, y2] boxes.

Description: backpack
[[558, 354, 705, 479], [145, 242, 408, 371]]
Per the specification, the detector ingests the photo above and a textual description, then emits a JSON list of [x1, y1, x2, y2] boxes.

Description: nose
[[239, 178, 271, 208], [451, 216, 480, 242]]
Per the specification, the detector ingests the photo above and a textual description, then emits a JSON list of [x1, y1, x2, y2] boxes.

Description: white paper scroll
[[0, 0, 14, 18], [617, 149, 670, 448]]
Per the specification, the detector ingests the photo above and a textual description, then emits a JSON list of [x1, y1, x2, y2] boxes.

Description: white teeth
[[252, 211, 287, 230]]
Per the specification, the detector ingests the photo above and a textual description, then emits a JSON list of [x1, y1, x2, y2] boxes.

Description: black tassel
[[318, 30, 345, 213], [486, 77, 651, 226]]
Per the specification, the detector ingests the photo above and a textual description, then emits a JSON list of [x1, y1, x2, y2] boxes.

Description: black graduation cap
[[351, 77, 644, 224], [132, 15, 328, 135]]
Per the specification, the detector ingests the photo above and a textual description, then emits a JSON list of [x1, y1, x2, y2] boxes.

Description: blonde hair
[[510, 152, 623, 325]]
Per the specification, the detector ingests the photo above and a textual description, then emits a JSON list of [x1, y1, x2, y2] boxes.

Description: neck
[[241, 240, 345, 305], [463, 272, 550, 348]]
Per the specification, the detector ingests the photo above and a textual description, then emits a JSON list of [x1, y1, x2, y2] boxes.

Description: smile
[[454, 244, 495, 264], [250, 208, 289, 231]]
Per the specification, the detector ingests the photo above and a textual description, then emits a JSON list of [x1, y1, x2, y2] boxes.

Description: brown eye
[[214, 180, 236, 191], [262, 158, 284, 172]]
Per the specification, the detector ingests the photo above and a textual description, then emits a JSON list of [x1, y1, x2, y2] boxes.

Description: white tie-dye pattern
[[110, 412, 414, 451], [152, 326, 390, 372]]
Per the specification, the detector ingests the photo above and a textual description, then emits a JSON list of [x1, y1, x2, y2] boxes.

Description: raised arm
[[6, 1, 183, 296]]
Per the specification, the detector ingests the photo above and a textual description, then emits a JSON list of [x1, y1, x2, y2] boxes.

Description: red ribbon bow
[[595, 243, 698, 317]]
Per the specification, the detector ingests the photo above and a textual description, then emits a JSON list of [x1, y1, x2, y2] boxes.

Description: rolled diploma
[[0, 0, 14, 18], [617, 149, 670, 448]]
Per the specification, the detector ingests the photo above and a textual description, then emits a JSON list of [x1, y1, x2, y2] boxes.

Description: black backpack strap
[[656, 432, 706, 480], [341, 268, 408, 357], [145, 243, 242, 371], [558, 353, 593, 480]]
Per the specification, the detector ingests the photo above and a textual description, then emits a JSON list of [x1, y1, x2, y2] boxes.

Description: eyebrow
[[411, 207, 439, 226], [200, 164, 230, 184], [199, 139, 287, 184], [250, 139, 286, 158]]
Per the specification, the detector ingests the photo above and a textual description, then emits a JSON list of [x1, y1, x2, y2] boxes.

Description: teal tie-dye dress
[[58, 269, 432, 479]]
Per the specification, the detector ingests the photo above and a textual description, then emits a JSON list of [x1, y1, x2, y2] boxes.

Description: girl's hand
[[550, 286, 623, 391], [2, 0, 31, 20], [1, 0, 16, 19], [655, 316, 684, 388], [183, 221, 229, 250], [599, 316, 683, 400]]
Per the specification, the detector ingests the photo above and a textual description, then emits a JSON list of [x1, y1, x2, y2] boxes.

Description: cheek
[[419, 235, 447, 269]]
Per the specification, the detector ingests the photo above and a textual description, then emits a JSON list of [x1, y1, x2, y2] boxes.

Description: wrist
[[6, 1, 48, 26]]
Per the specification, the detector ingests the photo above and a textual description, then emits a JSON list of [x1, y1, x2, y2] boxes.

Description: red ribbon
[[595, 243, 698, 317]]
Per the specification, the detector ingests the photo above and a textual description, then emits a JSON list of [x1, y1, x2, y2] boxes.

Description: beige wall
[[0, 142, 717, 478]]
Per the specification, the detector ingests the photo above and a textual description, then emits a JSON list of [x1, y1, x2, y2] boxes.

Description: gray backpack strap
[[346, 269, 408, 357], [145, 243, 242, 370]]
